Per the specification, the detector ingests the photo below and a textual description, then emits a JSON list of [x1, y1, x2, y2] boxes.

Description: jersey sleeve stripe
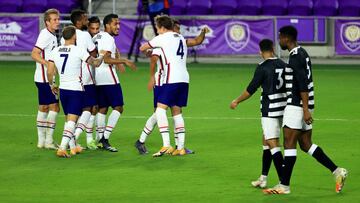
[[34, 46, 43, 51], [148, 41, 153, 48], [88, 47, 97, 53], [48, 60, 54, 63], [85, 55, 91, 64], [41, 50, 46, 83]]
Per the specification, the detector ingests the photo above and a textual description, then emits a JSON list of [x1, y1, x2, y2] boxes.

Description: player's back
[[286, 46, 314, 110], [149, 32, 188, 84], [258, 58, 287, 117], [50, 45, 90, 91]]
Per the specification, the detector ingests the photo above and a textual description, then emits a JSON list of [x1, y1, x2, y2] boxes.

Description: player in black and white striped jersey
[[230, 39, 286, 189], [264, 25, 347, 195]]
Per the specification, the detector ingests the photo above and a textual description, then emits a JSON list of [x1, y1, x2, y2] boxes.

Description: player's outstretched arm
[[230, 90, 251, 109], [115, 48, 126, 73], [300, 92, 313, 124], [87, 50, 106, 67], [31, 47, 48, 67], [186, 26, 210, 47], [103, 52, 137, 71], [139, 42, 151, 52]]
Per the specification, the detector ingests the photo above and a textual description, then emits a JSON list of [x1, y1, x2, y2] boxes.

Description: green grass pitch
[[0, 61, 359, 202]]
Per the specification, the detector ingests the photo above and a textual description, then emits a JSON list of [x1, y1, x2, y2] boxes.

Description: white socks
[[36, 111, 48, 146], [139, 113, 157, 143], [155, 108, 170, 147], [96, 113, 106, 140], [74, 111, 92, 140], [104, 110, 121, 139], [86, 115, 95, 144], [59, 121, 75, 150], [45, 111, 58, 145], [173, 114, 185, 150]]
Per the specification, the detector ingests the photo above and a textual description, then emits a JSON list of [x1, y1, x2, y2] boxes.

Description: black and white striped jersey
[[246, 58, 287, 118], [285, 46, 314, 110]]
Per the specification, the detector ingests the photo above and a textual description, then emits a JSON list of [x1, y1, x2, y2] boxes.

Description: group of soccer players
[[31, 8, 347, 195], [230, 26, 348, 194]]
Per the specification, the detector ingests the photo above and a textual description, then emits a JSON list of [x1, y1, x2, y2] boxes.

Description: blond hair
[[44, 8, 60, 24]]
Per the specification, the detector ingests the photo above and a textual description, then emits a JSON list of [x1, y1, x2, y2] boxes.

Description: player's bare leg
[[298, 130, 348, 193]]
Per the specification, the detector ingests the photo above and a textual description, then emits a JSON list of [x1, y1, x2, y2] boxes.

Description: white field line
[[0, 113, 351, 122]]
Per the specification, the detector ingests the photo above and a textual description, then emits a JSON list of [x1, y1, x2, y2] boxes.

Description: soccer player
[[88, 16, 101, 37], [31, 8, 60, 150], [264, 26, 348, 194], [47, 26, 105, 157], [93, 13, 136, 152], [230, 39, 286, 189], [60, 9, 98, 150], [135, 19, 209, 155], [139, 15, 189, 157]]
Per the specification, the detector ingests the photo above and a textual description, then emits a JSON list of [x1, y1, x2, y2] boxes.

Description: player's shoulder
[[38, 28, 55, 39]]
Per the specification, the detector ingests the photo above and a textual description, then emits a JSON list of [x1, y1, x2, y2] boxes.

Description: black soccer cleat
[[135, 140, 148, 155], [101, 139, 118, 152]]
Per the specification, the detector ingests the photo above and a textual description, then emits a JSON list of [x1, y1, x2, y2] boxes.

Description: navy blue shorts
[[83, 84, 97, 108], [97, 84, 124, 108], [59, 89, 84, 116], [157, 83, 189, 107], [35, 82, 59, 105], [153, 85, 160, 108]]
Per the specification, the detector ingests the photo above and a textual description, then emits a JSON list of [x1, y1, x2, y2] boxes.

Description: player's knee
[[114, 106, 123, 113]]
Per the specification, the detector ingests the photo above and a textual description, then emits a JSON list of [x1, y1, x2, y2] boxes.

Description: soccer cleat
[[152, 146, 174, 157], [134, 140, 148, 155], [70, 146, 83, 155], [263, 184, 290, 195], [87, 140, 98, 150], [172, 149, 186, 156], [102, 139, 118, 152], [45, 143, 58, 150], [185, 148, 195, 154], [251, 177, 267, 188], [334, 167, 348, 193], [56, 149, 71, 158]]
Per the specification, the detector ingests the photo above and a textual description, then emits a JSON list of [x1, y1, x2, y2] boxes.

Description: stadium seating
[[212, 0, 238, 15], [288, 0, 313, 16], [338, 0, 360, 17], [237, 0, 262, 15], [313, 0, 338, 16], [0, 0, 22, 13], [262, 0, 288, 15], [170, 0, 187, 15], [22, 0, 47, 13], [186, 0, 211, 15]]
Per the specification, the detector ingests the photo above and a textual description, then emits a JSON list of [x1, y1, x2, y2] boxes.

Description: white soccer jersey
[[48, 45, 90, 91], [61, 29, 96, 85], [34, 28, 58, 83], [152, 48, 165, 86], [148, 31, 189, 84], [92, 32, 119, 85]]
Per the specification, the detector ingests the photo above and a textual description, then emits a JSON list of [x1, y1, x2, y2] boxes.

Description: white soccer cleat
[[263, 184, 291, 195], [45, 143, 58, 150], [334, 167, 348, 193], [251, 177, 267, 188]]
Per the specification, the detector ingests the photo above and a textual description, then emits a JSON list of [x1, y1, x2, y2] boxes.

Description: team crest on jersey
[[225, 22, 250, 52], [142, 23, 155, 41], [340, 22, 360, 52]]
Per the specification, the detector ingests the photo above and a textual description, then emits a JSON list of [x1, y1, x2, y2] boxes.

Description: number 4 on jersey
[[177, 40, 184, 59]]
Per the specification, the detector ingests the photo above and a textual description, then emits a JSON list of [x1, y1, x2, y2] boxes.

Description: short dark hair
[[103, 14, 118, 26], [173, 18, 180, 26], [155, 15, 173, 30], [259, 39, 274, 52], [279, 25, 298, 41], [88, 16, 100, 25], [62, 26, 76, 40], [70, 9, 86, 25]]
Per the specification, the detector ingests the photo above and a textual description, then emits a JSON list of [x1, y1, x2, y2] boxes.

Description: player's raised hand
[[147, 77, 155, 91], [230, 100, 239, 109], [125, 60, 137, 71], [50, 84, 59, 96], [202, 26, 210, 34]]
